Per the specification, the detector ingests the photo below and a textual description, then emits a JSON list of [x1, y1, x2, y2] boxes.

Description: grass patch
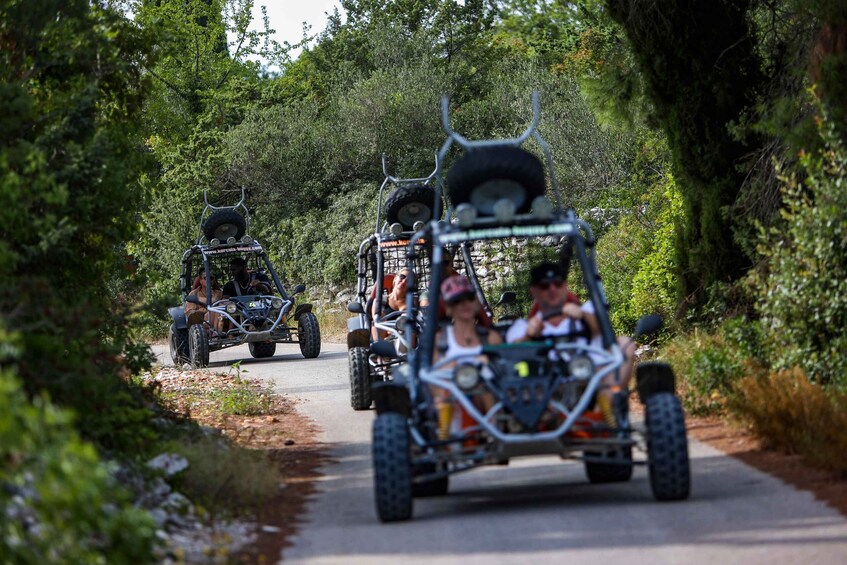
[[171, 436, 282, 514], [208, 381, 273, 416], [729, 368, 847, 478]]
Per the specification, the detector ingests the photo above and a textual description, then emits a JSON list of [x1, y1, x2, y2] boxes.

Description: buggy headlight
[[494, 198, 516, 223], [456, 203, 477, 228], [271, 298, 283, 309], [226, 236, 236, 244], [455, 365, 480, 390], [390, 222, 403, 236], [210, 238, 220, 247], [568, 355, 594, 380], [413, 220, 425, 232], [226, 303, 237, 314]]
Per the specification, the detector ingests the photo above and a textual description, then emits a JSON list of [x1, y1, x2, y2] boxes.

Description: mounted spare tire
[[202, 209, 246, 242], [447, 146, 545, 215], [384, 184, 442, 230]]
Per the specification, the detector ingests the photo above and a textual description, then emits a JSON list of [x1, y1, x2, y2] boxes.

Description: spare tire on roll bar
[[447, 146, 545, 216], [202, 209, 247, 242], [384, 184, 442, 230]]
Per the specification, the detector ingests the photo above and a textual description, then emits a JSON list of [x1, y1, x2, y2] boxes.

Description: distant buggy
[[168, 189, 321, 368]]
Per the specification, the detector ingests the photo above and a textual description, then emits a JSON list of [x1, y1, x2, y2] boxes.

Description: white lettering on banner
[[437, 223, 575, 244]]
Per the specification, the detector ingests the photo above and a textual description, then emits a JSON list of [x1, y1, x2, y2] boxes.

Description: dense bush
[[0, 359, 156, 562], [752, 112, 847, 387]]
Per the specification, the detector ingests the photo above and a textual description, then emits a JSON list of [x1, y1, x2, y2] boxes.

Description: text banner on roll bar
[[437, 222, 576, 244]]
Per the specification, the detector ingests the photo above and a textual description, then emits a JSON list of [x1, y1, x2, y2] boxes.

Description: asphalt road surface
[[153, 342, 847, 564]]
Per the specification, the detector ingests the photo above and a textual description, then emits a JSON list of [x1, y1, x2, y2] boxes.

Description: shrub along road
[[154, 342, 847, 564]]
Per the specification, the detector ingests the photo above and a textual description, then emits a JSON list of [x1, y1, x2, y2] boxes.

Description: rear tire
[[249, 341, 276, 358], [447, 146, 545, 215], [298, 312, 321, 358], [188, 323, 210, 368], [372, 412, 413, 522], [584, 447, 634, 483], [169, 324, 189, 365], [349, 346, 372, 410], [646, 393, 690, 501], [202, 209, 246, 242], [384, 184, 442, 229]]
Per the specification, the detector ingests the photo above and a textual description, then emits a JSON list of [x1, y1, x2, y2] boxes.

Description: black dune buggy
[[345, 154, 445, 410], [368, 92, 690, 522], [167, 188, 321, 368]]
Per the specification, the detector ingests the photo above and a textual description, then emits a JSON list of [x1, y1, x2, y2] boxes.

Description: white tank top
[[442, 326, 483, 365]]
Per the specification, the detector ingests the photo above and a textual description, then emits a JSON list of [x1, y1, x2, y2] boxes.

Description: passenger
[[506, 261, 636, 423], [185, 267, 224, 331], [371, 268, 410, 341], [432, 275, 502, 439], [222, 257, 271, 298]]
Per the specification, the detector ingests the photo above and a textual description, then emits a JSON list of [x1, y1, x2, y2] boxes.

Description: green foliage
[[209, 379, 272, 416], [752, 110, 847, 386], [0, 358, 156, 562], [0, 0, 159, 451]]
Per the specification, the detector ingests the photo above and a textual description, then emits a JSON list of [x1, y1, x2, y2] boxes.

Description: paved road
[[153, 343, 847, 564]]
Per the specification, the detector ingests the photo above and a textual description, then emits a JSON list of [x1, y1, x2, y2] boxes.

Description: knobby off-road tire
[[384, 184, 442, 229], [447, 146, 545, 216], [372, 412, 413, 522], [646, 393, 690, 501], [202, 209, 246, 242], [249, 341, 276, 358], [349, 346, 372, 410], [169, 324, 189, 365], [298, 312, 321, 359], [584, 447, 634, 483], [188, 324, 210, 368], [411, 462, 449, 497]]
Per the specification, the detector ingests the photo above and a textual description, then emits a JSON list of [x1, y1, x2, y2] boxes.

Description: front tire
[[646, 393, 690, 501], [169, 324, 189, 365], [372, 412, 413, 522], [188, 323, 210, 368], [349, 346, 372, 410], [249, 341, 276, 358], [298, 312, 321, 358]]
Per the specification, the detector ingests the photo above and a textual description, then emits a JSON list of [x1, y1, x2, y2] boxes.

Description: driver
[[222, 257, 271, 298], [506, 261, 636, 424]]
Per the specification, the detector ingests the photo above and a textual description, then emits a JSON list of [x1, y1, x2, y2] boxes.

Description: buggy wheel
[[584, 447, 634, 483], [187, 324, 210, 368], [349, 346, 372, 410], [249, 341, 276, 358], [202, 209, 246, 242], [168, 324, 189, 365], [447, 146, 545, 215], [372, 412, 413, 522], [384, 184, 442, 229], [646, 393, 690, 501], [412, 462, 449, 497], [298, 312, 321, 358]]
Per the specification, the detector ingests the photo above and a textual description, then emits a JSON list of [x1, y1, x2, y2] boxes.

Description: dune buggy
[[369, 92, 690, 522], [345, 154, 445, 410], [167, 188, 321, 368]]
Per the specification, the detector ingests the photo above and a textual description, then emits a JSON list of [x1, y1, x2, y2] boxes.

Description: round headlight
[[241, 235, 253, 244], [567, 355, 594, 380], [412, 220, 425, 232], [494, 198, 517, 223], [456, 203, 477, 228], [455, 365, 480, 390], [226, 236, 236, 244], [271, 298, 283, 309], [390, 222, 403, 236], [226, 303, 237, 314], [210, 238, 220, 247]]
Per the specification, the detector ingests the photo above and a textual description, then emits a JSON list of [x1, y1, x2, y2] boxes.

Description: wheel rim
[[212, 222, 240, 240], [469, 180, 527, 214]]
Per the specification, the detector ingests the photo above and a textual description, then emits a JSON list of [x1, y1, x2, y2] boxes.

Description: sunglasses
[[447, 292, 476, 305], [536, 278, 566, 291], [397, 274, 407, 281]]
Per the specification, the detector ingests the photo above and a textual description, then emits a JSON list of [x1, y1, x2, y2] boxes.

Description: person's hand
[[562, 303, 583, 320], [525, 316, 543, 340]]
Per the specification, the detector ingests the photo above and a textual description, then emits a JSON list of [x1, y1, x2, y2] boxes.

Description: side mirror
[[347, 302, 364, 314], [185, 295, 203, 305], [634, 314, 663, 337], [370, 340, 398, 359], [495, 291, 516, 307], [292, 284, 306, 295]]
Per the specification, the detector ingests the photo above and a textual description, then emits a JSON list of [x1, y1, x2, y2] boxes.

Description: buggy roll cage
[[196, 186, 251, 245], [403, 91, 618, 375], [374, 153, 442, 234]]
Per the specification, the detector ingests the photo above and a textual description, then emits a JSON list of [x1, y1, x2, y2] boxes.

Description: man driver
[[506, 261, 636, 425], [222, 257, 271, 298]]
